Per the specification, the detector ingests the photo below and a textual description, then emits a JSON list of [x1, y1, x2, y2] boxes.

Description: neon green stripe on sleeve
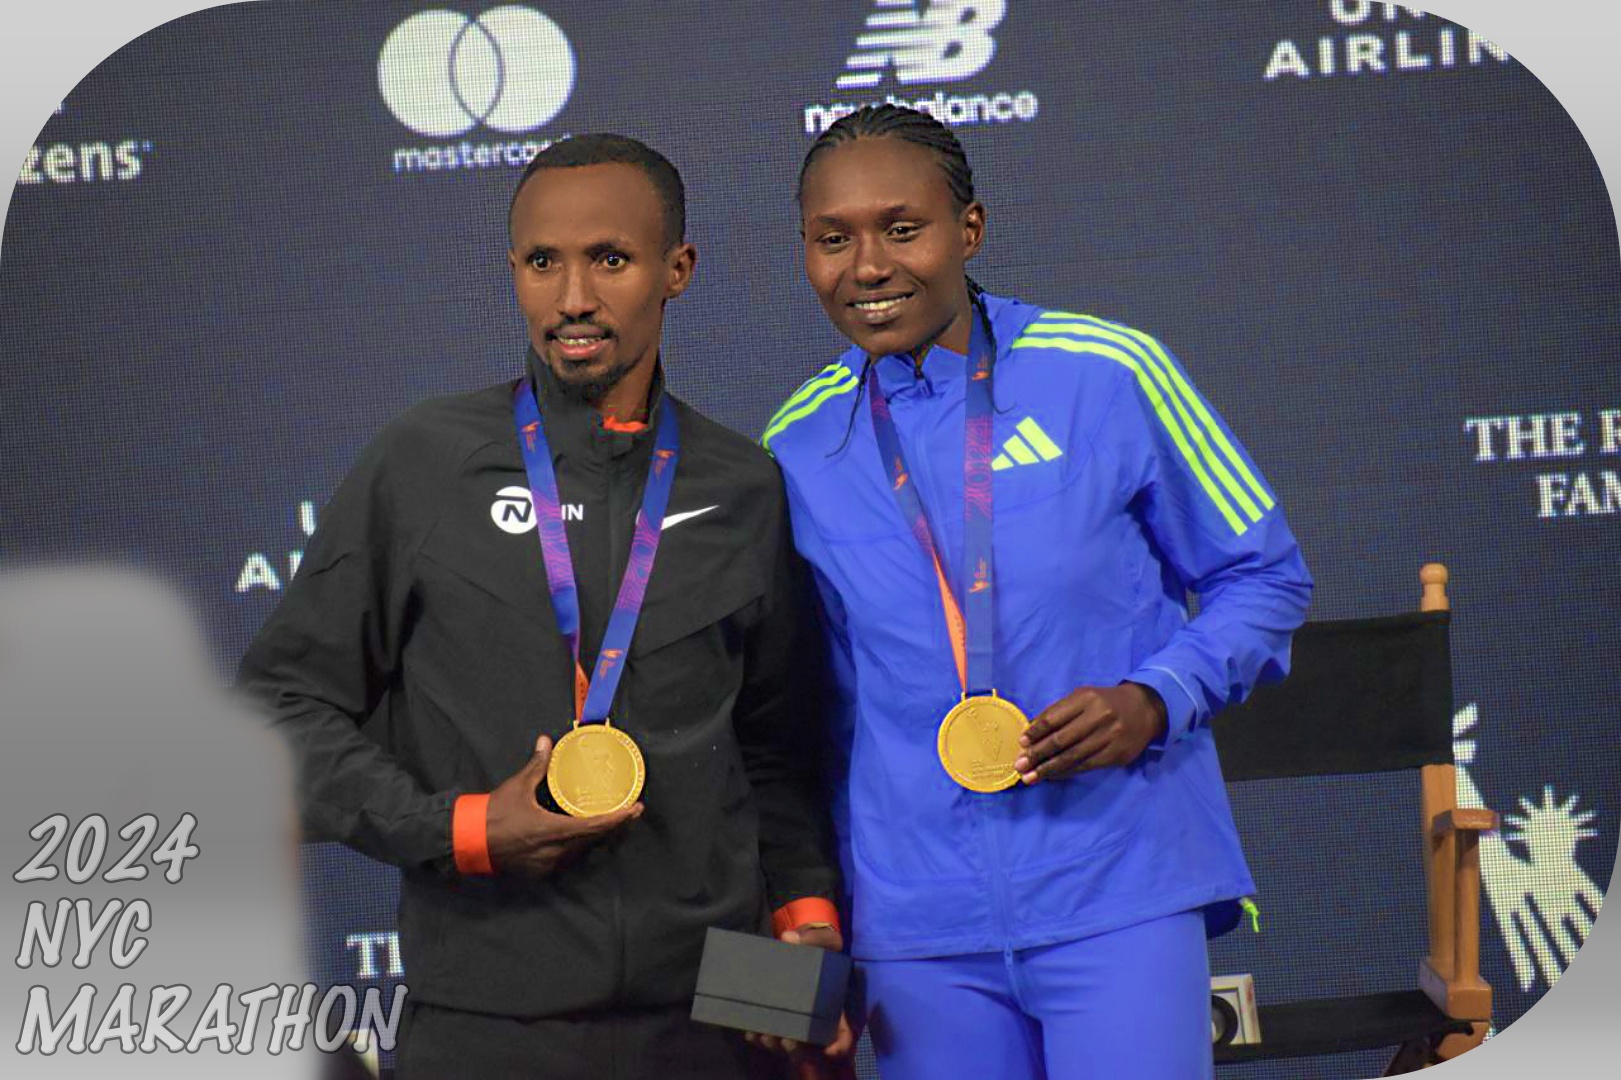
[[1025, 318, 1267, 522], [1033, 314, 1274, 512], [1011, 333, 1248, 535], [762, 374, 859, 451], [763, 365, 850, 434], [1117, 326, 1275, 512]]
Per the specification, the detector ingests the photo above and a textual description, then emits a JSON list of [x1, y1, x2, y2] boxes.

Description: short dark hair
[[510, 134, 686, 249]]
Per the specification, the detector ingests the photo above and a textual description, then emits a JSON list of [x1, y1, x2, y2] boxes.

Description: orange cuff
[[771, 897, 841, 938], [452, 794, 493, 876]]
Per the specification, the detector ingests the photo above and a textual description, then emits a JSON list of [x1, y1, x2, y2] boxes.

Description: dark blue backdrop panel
[[3, 3, 1616, 1078]]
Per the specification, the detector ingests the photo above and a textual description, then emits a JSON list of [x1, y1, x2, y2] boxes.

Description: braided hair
[[799, 104, 976, 209], [798, 105, 997, 452]]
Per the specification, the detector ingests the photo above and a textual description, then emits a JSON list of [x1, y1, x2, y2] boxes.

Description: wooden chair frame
[[1405, 564, 1497, 1069]]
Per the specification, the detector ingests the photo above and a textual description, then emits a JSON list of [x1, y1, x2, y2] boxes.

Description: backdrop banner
[[3, 4, 1615, 1078]]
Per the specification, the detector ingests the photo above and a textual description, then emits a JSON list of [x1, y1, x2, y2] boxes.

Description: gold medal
[[547, 721, 646, 817], [937, 693, 1029, 793]]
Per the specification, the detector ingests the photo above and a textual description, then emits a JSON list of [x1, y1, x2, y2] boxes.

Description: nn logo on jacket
[[992, 418, 1064, 472], [491, 486, 583, 533]]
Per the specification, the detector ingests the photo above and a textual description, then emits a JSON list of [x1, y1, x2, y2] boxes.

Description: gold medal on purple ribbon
[[937, 692, 1029, 793], [869, 316, 1023, 792], [547, 720, 646, 817], [514, 381, 679, 818]]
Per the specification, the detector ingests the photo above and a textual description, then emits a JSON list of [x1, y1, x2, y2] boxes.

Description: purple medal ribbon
[[867, 316, 996, 694], [513, 379, 680, 723]]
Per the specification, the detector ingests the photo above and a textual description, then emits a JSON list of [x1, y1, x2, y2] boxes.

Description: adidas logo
[[992, 418, 1063, 472]]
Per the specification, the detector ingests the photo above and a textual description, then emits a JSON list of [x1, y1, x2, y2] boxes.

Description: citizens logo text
[[17, 103, 152, 187], [379, 5, 576, 175], [804, 0, 1039, 135]]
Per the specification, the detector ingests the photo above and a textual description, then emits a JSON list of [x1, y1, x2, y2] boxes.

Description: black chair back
[[1213, 612, 1454, 782]]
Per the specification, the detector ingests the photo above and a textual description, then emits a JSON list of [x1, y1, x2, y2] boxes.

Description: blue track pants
[[859, 910, 1212, 1080]]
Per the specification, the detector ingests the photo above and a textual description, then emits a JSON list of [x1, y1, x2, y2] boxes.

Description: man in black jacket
[[239, 135, 844, 1079]]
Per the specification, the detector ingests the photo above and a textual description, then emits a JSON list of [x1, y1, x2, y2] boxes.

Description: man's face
[[508, 163, 694, 400], [799, 136, 984, 358]]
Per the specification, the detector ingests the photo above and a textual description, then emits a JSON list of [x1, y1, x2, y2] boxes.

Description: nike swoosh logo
[[661, 505, 719, 531]]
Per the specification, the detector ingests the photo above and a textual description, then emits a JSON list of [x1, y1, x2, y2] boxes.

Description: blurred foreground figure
[[0, 568, 311, 1078]]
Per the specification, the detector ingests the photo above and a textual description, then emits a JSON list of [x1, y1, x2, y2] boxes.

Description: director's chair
[[1211, 564, 1497, 1074]]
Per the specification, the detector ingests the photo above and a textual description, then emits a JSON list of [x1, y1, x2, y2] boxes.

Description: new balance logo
[[803, 1, 1037, 137], [992, 418, 1063, 472], [836, 0, 1006, 90]]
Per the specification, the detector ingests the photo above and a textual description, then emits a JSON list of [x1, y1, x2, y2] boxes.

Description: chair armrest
[[1432, 809, 1499, 837]]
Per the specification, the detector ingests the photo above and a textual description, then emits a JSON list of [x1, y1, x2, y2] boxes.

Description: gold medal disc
[[547, 723, 646, 817], [937, 694, 1030, 793]]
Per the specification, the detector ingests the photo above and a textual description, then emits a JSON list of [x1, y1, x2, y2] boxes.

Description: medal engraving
[[937, 694, 1029, 793], [548, 723, 646, 817]]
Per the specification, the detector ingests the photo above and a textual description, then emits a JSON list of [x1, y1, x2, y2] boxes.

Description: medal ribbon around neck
[[866, 317, 996, 695], [866, 316, 1029, 792], [512, 379, 677, 813]]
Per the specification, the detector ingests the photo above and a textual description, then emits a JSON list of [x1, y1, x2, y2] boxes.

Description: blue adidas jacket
[[765, 293, 1313, 962]]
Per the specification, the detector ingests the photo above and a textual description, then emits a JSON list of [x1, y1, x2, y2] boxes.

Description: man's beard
[[548, 351, 638, 405]]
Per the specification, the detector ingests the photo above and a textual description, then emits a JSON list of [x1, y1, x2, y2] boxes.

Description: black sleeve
[[731, 481, 842, 912], [236, 424, 458, 874]]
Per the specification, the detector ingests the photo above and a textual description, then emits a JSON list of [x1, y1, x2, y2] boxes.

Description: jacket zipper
[[607, 446, 629, 1003], [985, 799, 1013, 952], [912, 350, 935, 397], [910, 348, 1010, 952], [901, 356, 998, 947]]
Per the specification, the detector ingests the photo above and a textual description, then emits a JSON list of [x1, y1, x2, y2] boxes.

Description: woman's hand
[[1014, 683, 1168, 783]]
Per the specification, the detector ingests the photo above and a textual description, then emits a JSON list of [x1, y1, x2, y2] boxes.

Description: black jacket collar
[[523, 348, 666, 461]]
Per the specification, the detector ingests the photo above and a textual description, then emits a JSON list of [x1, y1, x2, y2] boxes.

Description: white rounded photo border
[[0, 3, 1615, 1078]]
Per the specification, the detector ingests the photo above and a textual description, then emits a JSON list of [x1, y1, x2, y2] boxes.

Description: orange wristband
[[452, 794, 493, 876], [771, 897, 841, 938]]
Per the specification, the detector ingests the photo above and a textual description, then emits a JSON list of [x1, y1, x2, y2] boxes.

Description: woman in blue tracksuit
[[765, 105, 1313, 1079]]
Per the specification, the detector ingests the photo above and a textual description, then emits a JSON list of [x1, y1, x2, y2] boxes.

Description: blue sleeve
[[1107, 331, 1314, 747]]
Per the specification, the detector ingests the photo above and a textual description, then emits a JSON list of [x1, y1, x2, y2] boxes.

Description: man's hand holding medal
[[483, 734, 644, 877]]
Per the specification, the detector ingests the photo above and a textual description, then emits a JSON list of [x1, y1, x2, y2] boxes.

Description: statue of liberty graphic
[[591, 746, 618, 789], [1453, 703, 1606, 992], [973, 709, 1002, 763], [571, 746, 615, 810]]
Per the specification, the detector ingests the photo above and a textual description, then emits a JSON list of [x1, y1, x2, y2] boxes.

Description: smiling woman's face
[[799, 136, 985, 359]]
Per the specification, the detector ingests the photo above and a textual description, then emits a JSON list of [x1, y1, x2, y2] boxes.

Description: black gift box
[[690, 927, 852, 1046]]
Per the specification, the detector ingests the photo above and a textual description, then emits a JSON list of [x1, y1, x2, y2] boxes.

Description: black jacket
[[239, 356, 838, 1018]]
